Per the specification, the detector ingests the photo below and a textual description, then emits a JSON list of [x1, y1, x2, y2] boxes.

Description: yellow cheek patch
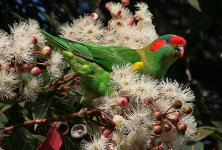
[[132, 61, 144, 71]]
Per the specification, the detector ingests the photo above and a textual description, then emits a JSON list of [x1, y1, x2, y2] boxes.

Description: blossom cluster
[[58, 2, 197, 149], [60, 2, 158, 49], [0, 19, 64, 102], [82, 64, 197, 150]]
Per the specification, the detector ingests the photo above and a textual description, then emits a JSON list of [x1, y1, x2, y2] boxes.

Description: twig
[[185, 53, 193, 82], [2, 108, 100, 133], [185, 68, 192, 82]]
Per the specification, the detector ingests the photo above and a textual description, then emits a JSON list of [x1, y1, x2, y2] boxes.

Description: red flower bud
[[105, 2, 110, 10], [103, 129, 112, 138], [41, 46, 52, 57], [173, 100, 182, 109], [128, 17, 134, 26], [163, 123, 172, 132], [166, 113, 180, 124], [177, 123, 187, 134], [121, 0, 130, 6], [157, 145, 164, 150], [154, 111, 162, 121], [31, 67, 41, 76], [22, 63, 32, 72], [31, 36, 38, 44], [89, 13, 98, 20], [117, 97, 128, 107], [153, 125, 162, 135]]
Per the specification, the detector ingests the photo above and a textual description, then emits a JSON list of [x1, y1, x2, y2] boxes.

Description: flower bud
[[100, 126, 106, 131], [154, 111, 162, 121], [157, 145, 164, 150], [182, 106, 192, 114], [128, 17, 134, 26], [22, 63, 32, 72], [105, 2, 110, 10], [89, 13, 98, 20], [41, 46, 52, 57], [153, 125, 162, 135], [173, 100, 182, 109], [144, 97, 154, 105], [31, 67, 41, 76], [166, 113, 180, 124], [163, 123, 172, 132], [31, 36, 38, 44], [103, 129, 112, 138], [121, 0, 130, 6], [117, 97, 128, 107], [177, 123, 187, 134]]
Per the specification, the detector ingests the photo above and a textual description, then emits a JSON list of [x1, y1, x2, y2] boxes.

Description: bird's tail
[[41, 30, 70, 52], [42, 30, 94, 62]]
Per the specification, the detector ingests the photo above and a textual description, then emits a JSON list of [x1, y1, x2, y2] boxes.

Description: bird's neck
[[136, 48, 176, 78]]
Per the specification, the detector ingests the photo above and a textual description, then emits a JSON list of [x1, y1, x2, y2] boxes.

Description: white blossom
[[0, 69, 18, 100], [47, 51, 64, 80], [23, 77, 42, 102], [10, 19, 46, 46], [59, 2, 158, 49], [97, 64, 196, 149], [0, 30, 12, 62], [108, 2, 123, 17], [81, 135, 111, 150], [60, 15, 104, 43], [181, 115, 197, 137], [11, 38, 34, 63]]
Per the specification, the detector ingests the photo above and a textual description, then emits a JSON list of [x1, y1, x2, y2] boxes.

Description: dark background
[[1, 0, 222, 148]]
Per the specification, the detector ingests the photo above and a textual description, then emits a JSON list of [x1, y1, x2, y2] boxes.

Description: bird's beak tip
[[179, 49, 184, 57]]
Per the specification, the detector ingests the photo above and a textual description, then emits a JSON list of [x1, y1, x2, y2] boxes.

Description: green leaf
[[218, 141, 222, 150], [11, 128, 45, 150], [0, 112, 8, 123], [187, 0, 201, 12], [192, 126, 216, 141], [212, 121, 222, 130], [185, 142, 204, 150], [32, 92, 54, 130], [50, 98, 76, 115], [61, 136, 79, 150], [0, 100, 17, 112], [211, 133, 222, 142]]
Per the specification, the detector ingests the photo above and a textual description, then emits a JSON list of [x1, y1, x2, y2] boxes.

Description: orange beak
[[176, 45, 185, 57], [179, 49, 184, 57]]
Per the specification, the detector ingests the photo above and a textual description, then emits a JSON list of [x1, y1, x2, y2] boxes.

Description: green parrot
[[42, 31, 186, 103]]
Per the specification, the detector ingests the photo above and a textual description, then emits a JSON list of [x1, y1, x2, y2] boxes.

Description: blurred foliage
[[1, 0, 222, 149]]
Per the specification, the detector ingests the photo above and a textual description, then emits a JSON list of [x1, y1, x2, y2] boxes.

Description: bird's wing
[[42, 30, 141, 70], [75, 43, 142, 70]]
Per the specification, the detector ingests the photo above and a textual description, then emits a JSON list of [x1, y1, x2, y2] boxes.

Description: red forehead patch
[[170, 36, 187, 46], [150, 40, 166, 52]]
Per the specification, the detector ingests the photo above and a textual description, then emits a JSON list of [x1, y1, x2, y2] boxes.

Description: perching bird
[[42, 31, 186, 102]]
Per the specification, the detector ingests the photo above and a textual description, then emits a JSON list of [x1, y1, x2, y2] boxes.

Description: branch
[[185, 54, 193, 82], [2, 108, 100, 133]]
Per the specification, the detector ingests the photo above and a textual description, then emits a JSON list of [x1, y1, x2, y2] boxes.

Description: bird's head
[[149, 34, 187, 58]]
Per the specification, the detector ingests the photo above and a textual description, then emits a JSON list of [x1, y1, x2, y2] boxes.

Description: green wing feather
[[42, 30, 69, 51], [81, 43, 141, 70], [42, 30, 142, 70]]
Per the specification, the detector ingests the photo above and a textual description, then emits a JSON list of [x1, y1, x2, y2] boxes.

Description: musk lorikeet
[[42, 30, 186, 103]]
